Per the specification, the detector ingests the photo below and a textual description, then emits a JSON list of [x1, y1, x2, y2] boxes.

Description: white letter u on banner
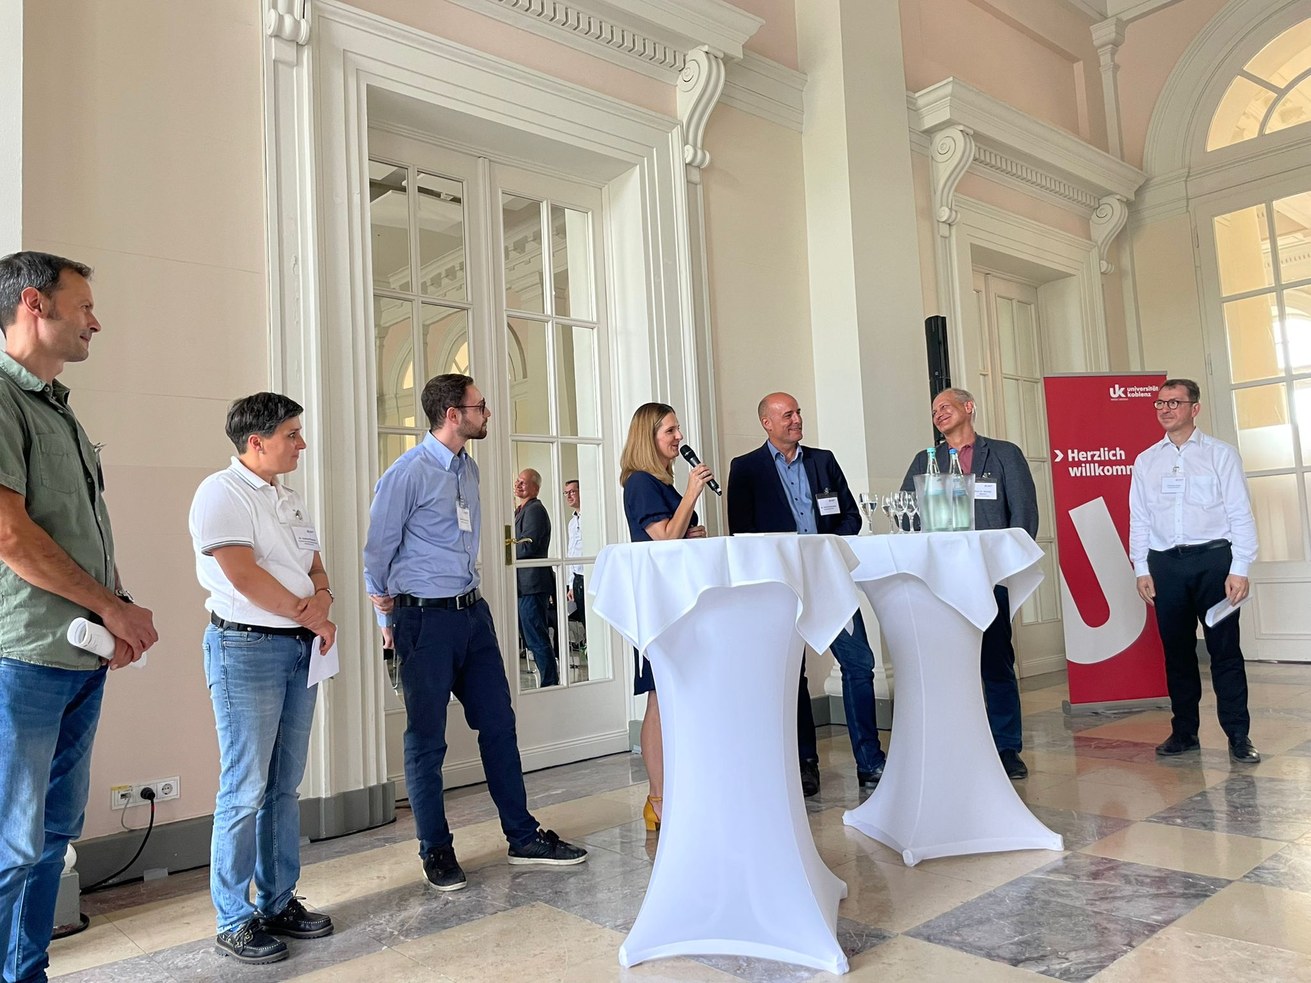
[[1059, 497, 1146, 665]]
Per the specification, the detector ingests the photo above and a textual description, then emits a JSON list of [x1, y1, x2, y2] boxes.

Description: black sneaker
[[1000, 749, 1029, 780], [1156, 733, 1200, 756], [800, 759, 821, 797], [215, 918, 288, 964], [261, 896, 333, 939], [507, 829, 588, 866], [857, 763, 885, 789], [423, 846, 468, 892]]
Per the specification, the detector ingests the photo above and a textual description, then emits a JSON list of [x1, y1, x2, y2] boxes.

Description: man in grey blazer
[[514, 469, 558, 686], [901, 387, 1038, 780]]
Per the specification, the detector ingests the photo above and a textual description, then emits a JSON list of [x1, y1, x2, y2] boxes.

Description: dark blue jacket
[[726, 442, 862, 536]]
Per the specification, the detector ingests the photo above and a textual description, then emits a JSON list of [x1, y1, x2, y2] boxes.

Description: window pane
[[508, 316, 551, 435], [421, 304, 469, 384], [550, 205, 595, 321], [1249, 473, 1304, 562], [512, 440, 558, 693], [1267, 77, 1311, 135], [1207, 76, 1277, 150], [378, 432, 418, 476], [375, 297, 415, 428], [1298, 379, 1311, 464], [559, 444, 608, 684], [1235, 383, 1294, 471], [996, 298, 1017, 371], [1214, 204, 1274, 296], [556, 324, 600, 438], [1282, 285, 1311, 374], [1245, 19, 1311, 87], [369, 161, 411, 292], [416, 173, 466, 302], [503, 194, 545, 314], [1016, 300, 1038, 377], [1273, 192, 1311, 286], [1003, 377, 1023, 444], [1223, 294, 1281, 383]]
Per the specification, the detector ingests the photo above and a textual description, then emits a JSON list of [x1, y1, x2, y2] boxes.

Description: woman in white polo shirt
[[188, 393, 336, 967]]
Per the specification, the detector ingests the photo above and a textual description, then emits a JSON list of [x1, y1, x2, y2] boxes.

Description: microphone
[[679, 444, 722, 496]]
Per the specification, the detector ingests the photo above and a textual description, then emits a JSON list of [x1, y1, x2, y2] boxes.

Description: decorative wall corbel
[[678, 46, 726, 170], [1090, 194, 1129, 274], [266, 0, 310, 46], [930, 124, 976, 237]]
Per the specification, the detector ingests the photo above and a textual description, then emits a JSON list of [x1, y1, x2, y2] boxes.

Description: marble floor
[[50, 664, 1311, 982]]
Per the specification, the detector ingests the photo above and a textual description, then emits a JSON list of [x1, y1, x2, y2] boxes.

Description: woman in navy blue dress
[[619, 402, 716, 830]]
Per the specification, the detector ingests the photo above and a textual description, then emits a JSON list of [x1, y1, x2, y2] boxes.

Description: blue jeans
[[517, 592, 558, 687], [0, 659, 106, 983], [204, 626, 317, 934], [981, 586, 1023, 752], [395, 600, 538, 856], [796, 611, 886, 774]]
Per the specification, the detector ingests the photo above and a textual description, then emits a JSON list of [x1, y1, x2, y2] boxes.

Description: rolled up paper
[[68, 618, 116, 657], [67, 618, 149, 668]]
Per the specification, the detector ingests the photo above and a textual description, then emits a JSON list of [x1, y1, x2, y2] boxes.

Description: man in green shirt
[[0, 251, 158, 983]]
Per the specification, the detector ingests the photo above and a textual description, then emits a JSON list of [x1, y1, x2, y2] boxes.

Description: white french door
[[973, 271, 1065, 677], [366, 130, 628, 792]]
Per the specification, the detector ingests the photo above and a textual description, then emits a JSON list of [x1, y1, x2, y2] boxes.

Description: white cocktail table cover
[[841, 529, 1064, 865], [591, 534, 862, 975]]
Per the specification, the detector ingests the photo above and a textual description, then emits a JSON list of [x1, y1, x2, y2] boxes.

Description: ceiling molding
[[721, 51, 805, 132], [442, 0, 763, 82], [909, 78, 1145, 218]]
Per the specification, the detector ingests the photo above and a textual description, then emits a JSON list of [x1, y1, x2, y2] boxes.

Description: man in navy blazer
[[901, 387, 1038, 780], [727, 392, 887, 796]]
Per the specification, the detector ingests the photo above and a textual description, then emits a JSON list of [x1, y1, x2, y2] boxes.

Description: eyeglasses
[[456, 400, 488, 414], [1153, 399, 1196, 410]]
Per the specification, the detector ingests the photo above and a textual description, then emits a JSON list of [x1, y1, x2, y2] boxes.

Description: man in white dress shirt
[[564, 479, 584, 625], [1129, 378, 1260, 763]]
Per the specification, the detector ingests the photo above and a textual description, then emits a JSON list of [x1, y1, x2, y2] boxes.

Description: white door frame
[[262, 0, 712, 798]]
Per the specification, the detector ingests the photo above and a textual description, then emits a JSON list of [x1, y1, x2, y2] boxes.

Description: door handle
[[504, 525, 532, 565]]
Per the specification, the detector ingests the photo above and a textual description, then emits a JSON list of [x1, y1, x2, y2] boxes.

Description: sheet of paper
[[307, 635, 340, 687], [1204, 593, 1250, 628]]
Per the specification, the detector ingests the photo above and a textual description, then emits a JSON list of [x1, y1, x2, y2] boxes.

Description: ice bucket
[[913, 472, 976, 532]]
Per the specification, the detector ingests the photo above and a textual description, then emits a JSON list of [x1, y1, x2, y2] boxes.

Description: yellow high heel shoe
[[643, 795, 663, 831]]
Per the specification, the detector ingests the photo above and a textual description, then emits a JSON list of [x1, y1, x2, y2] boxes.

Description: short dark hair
[[1161, 378, 1200, 402], [225, 392, 304, 452], [0, 251, 94, 335], [421, 373, 475, 429]]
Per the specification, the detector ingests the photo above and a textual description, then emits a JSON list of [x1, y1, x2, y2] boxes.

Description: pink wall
[[901, 0, 1106, 148], [349, 0, 673, 116], [1115, 0, 1231, 168], [729, 0, 799, 68]]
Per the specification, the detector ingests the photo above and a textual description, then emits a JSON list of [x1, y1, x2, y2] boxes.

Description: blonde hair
[[620, 402, 676, 487]]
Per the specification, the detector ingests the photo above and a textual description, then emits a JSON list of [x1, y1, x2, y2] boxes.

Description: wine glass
[[902, 491, 920, 532], [881, 494, 899, 533], [858, 492, 880, 533]]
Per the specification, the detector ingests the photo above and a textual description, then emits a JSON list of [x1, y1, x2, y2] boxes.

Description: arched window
[[1208, 18, 1311, 150]]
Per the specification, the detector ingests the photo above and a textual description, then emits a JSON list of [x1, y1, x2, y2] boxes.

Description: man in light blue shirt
[[363, 374, 586, 893]]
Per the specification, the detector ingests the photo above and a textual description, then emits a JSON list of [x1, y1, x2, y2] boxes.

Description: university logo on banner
[[1044, 373, 1168, 705]]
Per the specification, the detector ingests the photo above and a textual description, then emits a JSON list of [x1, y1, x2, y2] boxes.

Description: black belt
[[395, 589, 482, 611], [210, 613, 314, 640], [1152, 539, 1230, 557]]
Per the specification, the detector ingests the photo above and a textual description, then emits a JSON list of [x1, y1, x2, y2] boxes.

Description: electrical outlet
[[125, 777, 182, 807], [110, 784, 133, 810]]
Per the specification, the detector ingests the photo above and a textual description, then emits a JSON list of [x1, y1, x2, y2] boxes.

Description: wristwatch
[[316, 586, 334, 600], [115, 589, 135, 604]]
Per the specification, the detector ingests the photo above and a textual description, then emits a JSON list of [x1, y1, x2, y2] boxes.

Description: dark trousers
[[981, 585, 1023, 752], [394, 600, 538, 855], [517, 591, 558, 686], [1148, 544, 1250, 739], [568, 573, 585, 623], [796, 611, 886, 772]]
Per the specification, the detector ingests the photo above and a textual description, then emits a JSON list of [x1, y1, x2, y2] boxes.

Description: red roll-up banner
[[1043, 373, 1169, 706]]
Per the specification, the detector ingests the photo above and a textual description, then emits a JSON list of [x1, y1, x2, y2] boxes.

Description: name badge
[[456, 502, 473, 532], [975, 482, 998, 500], [817, 495, 840, 516], [292, 524, 321, 551], [1162, 474, 1185, 494]]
